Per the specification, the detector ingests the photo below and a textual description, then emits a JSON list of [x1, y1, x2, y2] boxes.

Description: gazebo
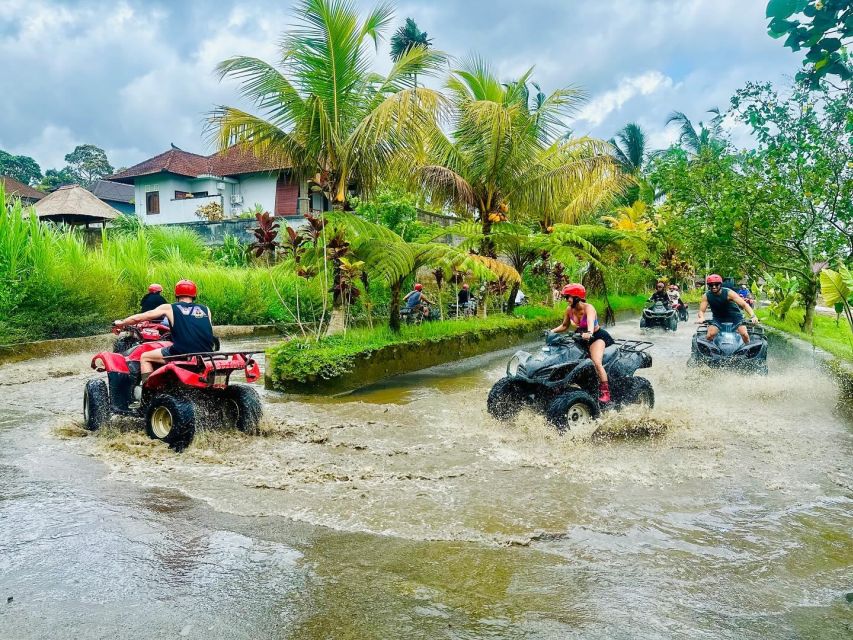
[[34, 184, 121, 227]]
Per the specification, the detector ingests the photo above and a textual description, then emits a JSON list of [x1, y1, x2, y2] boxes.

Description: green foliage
[[760, 272, 800, 320], [390, 17, 432, 63], [212, 234, 250, 267], [353, 187, 419, 239], [109, 213, 143, 235], [38, 167, 76, 191], [766, 0, 852, 86], [758, 307, 853, 359], [0, 150, 42, 185], [64, 144, 114, 187], [267, 310, 562, 384]]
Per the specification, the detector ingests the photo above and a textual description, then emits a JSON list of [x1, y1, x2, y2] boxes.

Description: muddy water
[[1, 322, 851, 639]]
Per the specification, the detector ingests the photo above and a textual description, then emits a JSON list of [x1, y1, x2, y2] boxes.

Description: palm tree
[[390, 18, 432, 88], [602, 201, 654, 234], [210, 0, 446, 208], [415, 57, 622, 254], [609, 122, 647, 174], [665, 108, 725, 156]]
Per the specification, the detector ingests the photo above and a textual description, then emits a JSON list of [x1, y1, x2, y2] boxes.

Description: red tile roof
[[109, 146, 289, 183], [0, 176, 45, 201]]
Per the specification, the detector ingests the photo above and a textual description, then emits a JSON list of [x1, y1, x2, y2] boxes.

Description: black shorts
[[587, 328, 615, 348], [160, 345, 186, 358], [709, 319, 743, 331]]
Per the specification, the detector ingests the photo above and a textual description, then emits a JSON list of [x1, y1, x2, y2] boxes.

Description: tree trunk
[[800, 276, 818, 334], [389, 280, 403, 332], [505, 282, 520, 316], [480, 217, 495, 257]]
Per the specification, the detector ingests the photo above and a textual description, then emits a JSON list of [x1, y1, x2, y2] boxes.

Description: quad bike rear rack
[[614, 339, 654, 353], [160, 351, 262, 385]]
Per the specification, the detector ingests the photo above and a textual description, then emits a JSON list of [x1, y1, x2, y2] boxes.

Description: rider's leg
[[140, 348, 166, 378], [706, 324, 719, 341], [737, 324, 751, 344], [589, 339, 611, 403]]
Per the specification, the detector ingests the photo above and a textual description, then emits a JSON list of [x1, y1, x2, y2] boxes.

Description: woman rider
[[551, 283, 615, 403]]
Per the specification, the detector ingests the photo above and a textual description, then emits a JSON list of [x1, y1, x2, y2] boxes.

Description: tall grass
[[0, 184, 326, 343]]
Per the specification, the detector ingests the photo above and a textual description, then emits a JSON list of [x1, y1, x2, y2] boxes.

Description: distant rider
[[552, 283, 615, 403], [737, 283, 754, 307], [113, 279, 215, 385], [403, 283, 432, 310], [140, 283, 169, 326], [696, 274, 758, 344], [457, 283, 471, 306], [648, 281, 671, 306]]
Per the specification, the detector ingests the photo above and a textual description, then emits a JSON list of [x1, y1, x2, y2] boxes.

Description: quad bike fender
[[145, 362, 202, 390], [127, 341, 172, 362], [566, 360, 599, 390], [92, 351, 130, 374]]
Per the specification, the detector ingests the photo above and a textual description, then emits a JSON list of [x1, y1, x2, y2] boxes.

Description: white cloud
[[573, 71, 674, 127]]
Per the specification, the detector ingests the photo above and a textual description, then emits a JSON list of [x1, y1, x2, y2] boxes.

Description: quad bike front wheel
[[619, 376, 655, 408], [639, 315, 647, 329], [545, 390, 600, 432], [113, 336, 136, 354], [668, 314, 678, 331], [486, 377, 526, 421], [83, 379, 110, 431], [145, 394, 196, 448], [222, 384, 263, 433]]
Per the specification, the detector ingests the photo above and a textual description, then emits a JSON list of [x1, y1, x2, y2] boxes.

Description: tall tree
[[416, 57, 621, 254], [664, 109, 726, 156], [766, 0, 852, 87], [390, 17, 432, 87], [210, 0, 446, 209], [0, 150, 42, 185], [64, 144, 114, 187], [609, 122, 647, 174], [38, 167, 76, 192]]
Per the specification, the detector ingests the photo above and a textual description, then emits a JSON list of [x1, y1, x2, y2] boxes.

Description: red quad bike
[[83, 339, 262, 451], [112, 322, 171, 353]]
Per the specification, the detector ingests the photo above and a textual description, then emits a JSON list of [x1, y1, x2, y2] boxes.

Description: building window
[[192, 191, 209, 198], [146, 191, 160, 215], [174, 190, 190, 200]]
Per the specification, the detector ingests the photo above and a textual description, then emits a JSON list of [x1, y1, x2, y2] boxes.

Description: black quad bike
[[487, 332, 655, 432], [640, 300, 678, 331], [688, 321, 768, 375], [84, 339, 263, 450]]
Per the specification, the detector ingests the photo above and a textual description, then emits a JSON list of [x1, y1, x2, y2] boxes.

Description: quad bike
[[83, 338, 262, 450], [487, 332, 654, 432], [112, 321, 171, 353], [688, 321, 768, 374], [400, 302, 435, 325], [640, 300, 678, 331], [673, 301, 689, 322], [447, 297, 479, 318]]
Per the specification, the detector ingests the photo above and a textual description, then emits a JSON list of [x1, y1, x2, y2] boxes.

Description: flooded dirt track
[[1, 321, 851, 639]]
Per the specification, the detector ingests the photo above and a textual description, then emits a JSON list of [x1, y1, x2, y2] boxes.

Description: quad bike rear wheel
[[486, 377, 526, 421], [222, 384, 263, 433], [545, 390, 600, 432], [83, 379, 110, 431], [145, 394, 196, 448]]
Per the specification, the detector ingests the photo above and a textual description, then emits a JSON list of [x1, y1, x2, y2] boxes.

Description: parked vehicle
[[487, 332, 654, 432], [688, 321, 768, 374], [84, 337, 262, 450], [640, 300, 678, 331], [447, 297, 479, 318]]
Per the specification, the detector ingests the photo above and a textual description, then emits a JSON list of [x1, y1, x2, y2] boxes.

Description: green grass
[[267, 308, 564, 384], [757, 307, 853, 361]]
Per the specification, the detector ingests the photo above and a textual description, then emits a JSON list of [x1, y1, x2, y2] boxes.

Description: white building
[[109, 146, 328, 224]]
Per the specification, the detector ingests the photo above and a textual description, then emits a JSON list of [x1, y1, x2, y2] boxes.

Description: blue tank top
[[170, 302, 214, 354]]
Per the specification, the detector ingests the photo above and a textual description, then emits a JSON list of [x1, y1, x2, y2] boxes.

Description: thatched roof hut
[[34, 185, 121, 226]]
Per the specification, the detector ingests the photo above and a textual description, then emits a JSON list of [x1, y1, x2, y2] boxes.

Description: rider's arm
[[402, 292, 412, 302], [115, 303, 172, 328], [696, 295, 708, 321], [729, 290, 758, 322], [582, 303, 598, 338]]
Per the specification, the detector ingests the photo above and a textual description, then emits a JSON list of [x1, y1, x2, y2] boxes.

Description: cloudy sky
[[0, 0, 801, 173]]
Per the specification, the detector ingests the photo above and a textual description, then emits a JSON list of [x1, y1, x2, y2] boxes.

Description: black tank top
[[707, 287, 742, 322], [170, 302, 214, 354]]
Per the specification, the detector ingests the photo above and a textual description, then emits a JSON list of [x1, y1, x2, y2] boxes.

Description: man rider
[[113, 279, 215, 385], [649, 281, 671, 306], [140, 284, 169, 326], [457, 283, 471, 305], [403, 283, 432, 310], [696, 274, 758, 344]]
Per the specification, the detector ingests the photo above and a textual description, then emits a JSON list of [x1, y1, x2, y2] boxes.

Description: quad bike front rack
[[614, 339, 654, 353]]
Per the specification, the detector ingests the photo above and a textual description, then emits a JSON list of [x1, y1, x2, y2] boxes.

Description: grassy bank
[[757, 308, 853, 361], [267, 306, 563, 387]]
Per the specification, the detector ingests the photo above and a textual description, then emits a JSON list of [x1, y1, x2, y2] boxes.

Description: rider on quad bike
[[113, 279, 215, 387], [667, 284, 688, 321], [649, 281, 671, 306], [552, 283, 614, 403], [696, 274, 759, 344]]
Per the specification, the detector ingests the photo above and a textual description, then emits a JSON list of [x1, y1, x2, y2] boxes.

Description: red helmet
[[706, 274, 723, 285], [414, 283, 423, 291], [562, 283, 586, 299], [174, 279, 197, 298], [147, 283, 163, 294], [462, 284, 469, 290]]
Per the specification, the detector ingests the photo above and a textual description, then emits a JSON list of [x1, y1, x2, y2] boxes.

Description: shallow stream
[[0, 320, 851, 638]]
